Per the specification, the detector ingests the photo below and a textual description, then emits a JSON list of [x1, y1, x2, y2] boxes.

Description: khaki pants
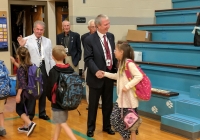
[[85, 68, 102, 105], [65, 56, 79, 73]]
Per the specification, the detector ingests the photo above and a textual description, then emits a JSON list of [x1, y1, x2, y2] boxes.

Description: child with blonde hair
[[103, 43, 143, 140], [46, 45, 77, 140]]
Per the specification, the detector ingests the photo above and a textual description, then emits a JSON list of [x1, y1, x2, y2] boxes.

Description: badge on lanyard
[[39, 57, 43, 61], [106, 59, 111, 66], [65, 47, 68, 53]]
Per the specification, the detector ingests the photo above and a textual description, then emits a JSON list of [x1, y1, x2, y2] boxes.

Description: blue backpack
[[56, 72, 83, 110], [25, 64, 43, 99], [0, 60, 10, 99]]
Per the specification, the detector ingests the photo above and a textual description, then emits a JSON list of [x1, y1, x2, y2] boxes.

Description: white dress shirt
[[97, 31, 113, 63]]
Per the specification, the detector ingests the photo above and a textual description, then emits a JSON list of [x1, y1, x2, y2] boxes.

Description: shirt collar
[[33, 33, 42, 40], [97, 30, 106, 39]]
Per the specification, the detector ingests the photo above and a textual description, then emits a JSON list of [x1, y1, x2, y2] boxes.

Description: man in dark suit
[[56, 20, 82, 73], [81, 19, 96, 48], [81, 19, 102, 110], [84, 14, 117, 137]]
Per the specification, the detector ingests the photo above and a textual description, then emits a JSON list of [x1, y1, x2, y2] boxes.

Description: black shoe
[[39, 115, 50, 120], [87, 130, 94, 137], [135, 129, 139, 135], [103, 128, 115, 135], [27, 122, 36, 136], [99, 104, 102, 109]]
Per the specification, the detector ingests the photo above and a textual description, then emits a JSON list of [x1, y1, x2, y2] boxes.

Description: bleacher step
[[161, 113, 200, 132], [176, 98, 200, 118], [137, 23, 195, 42], [155, 7, 200, 24], [172, 0, 200, 9]]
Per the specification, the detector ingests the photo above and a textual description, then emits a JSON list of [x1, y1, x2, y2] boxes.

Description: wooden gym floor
[[0, 96, 196, 140]]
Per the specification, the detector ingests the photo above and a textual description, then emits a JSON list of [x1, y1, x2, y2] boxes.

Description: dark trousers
[[87, 77, 114, 131], [16, 93, 28, 117], [27, 61, 48, 119]]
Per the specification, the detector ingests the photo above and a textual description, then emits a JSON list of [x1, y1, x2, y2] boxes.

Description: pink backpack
[[125, 59, 151, 101]]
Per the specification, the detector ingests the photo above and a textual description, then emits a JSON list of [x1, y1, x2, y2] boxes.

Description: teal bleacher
[[127, 0, 200, 139], [137, 24, 195, 42]]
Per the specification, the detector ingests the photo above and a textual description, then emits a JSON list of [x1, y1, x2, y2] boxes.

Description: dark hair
[[16, 47, 32, 70], [116, 43, 134, 72]]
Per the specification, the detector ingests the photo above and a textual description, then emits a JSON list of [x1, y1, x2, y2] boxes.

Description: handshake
[[95, 70, 105, 79]]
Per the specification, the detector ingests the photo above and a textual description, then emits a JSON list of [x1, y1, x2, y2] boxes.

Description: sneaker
[[18, 126, 28, 133], [0, 129, 6, 136], [27, 122, 36, 137], [135, 129, 139, 135]]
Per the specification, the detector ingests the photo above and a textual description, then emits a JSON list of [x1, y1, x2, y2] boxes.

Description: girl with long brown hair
[[15, 47, 36, 137]]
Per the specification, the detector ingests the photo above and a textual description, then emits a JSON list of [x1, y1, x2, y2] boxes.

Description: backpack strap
[[124, 59, 137, 98], [125, 59, 134, 81]]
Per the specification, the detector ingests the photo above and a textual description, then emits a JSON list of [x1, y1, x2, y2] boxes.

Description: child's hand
[[16, 95, 21, 103], [10, 56, 15, 64], [101, 71, 105, 77], [122, 86, 128, 93]]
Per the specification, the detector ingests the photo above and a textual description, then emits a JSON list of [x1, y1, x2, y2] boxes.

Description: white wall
[[68, 0, 172, 69], [0, 0, 172, 72]]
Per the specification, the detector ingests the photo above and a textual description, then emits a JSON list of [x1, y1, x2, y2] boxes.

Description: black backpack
[[56, 72, 84, 110], [194, 13, 200, 46]]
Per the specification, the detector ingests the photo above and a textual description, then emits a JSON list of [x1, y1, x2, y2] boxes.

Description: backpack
[[194, 13, 200, 46], [123, 109, 141, 131], [0, 60, 10, 99], [25, 64, 43, 99], [56, 72, 83, 110], [125, 59, 151, 101]]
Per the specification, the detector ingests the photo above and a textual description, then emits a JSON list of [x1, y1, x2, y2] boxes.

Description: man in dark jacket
[[56, 20, 82, 73], [84, 14, 117, 137], [81, 19, 96, 48], [81, 19, 102, 110]]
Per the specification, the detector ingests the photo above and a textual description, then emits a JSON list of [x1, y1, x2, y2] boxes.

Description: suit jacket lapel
[[41, 36, 46, 52], [94, 33, 106, 62], [69, 31, 73, 51], [31, 34, 40, 55]]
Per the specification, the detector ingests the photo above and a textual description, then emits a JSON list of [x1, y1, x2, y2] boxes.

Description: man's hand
[[95, 70, 104, 79], [17, 35, 27, 47]]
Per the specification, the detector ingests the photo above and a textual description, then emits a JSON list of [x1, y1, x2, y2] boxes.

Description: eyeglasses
[[89, 26, 96, 28]]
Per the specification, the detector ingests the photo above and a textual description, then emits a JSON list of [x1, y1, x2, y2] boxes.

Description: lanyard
[[99, 37, 110, 55]]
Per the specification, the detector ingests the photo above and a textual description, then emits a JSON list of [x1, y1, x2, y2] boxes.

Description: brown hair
[[16, 47, 32, 82], [116, 43, 134, 71], [17, 47, 32, 67], [52, 45, 66, 61]]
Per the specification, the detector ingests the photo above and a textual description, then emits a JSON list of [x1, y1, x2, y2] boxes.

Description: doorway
[[9, 1, 47, 74], [55, 2, 68, 34]]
